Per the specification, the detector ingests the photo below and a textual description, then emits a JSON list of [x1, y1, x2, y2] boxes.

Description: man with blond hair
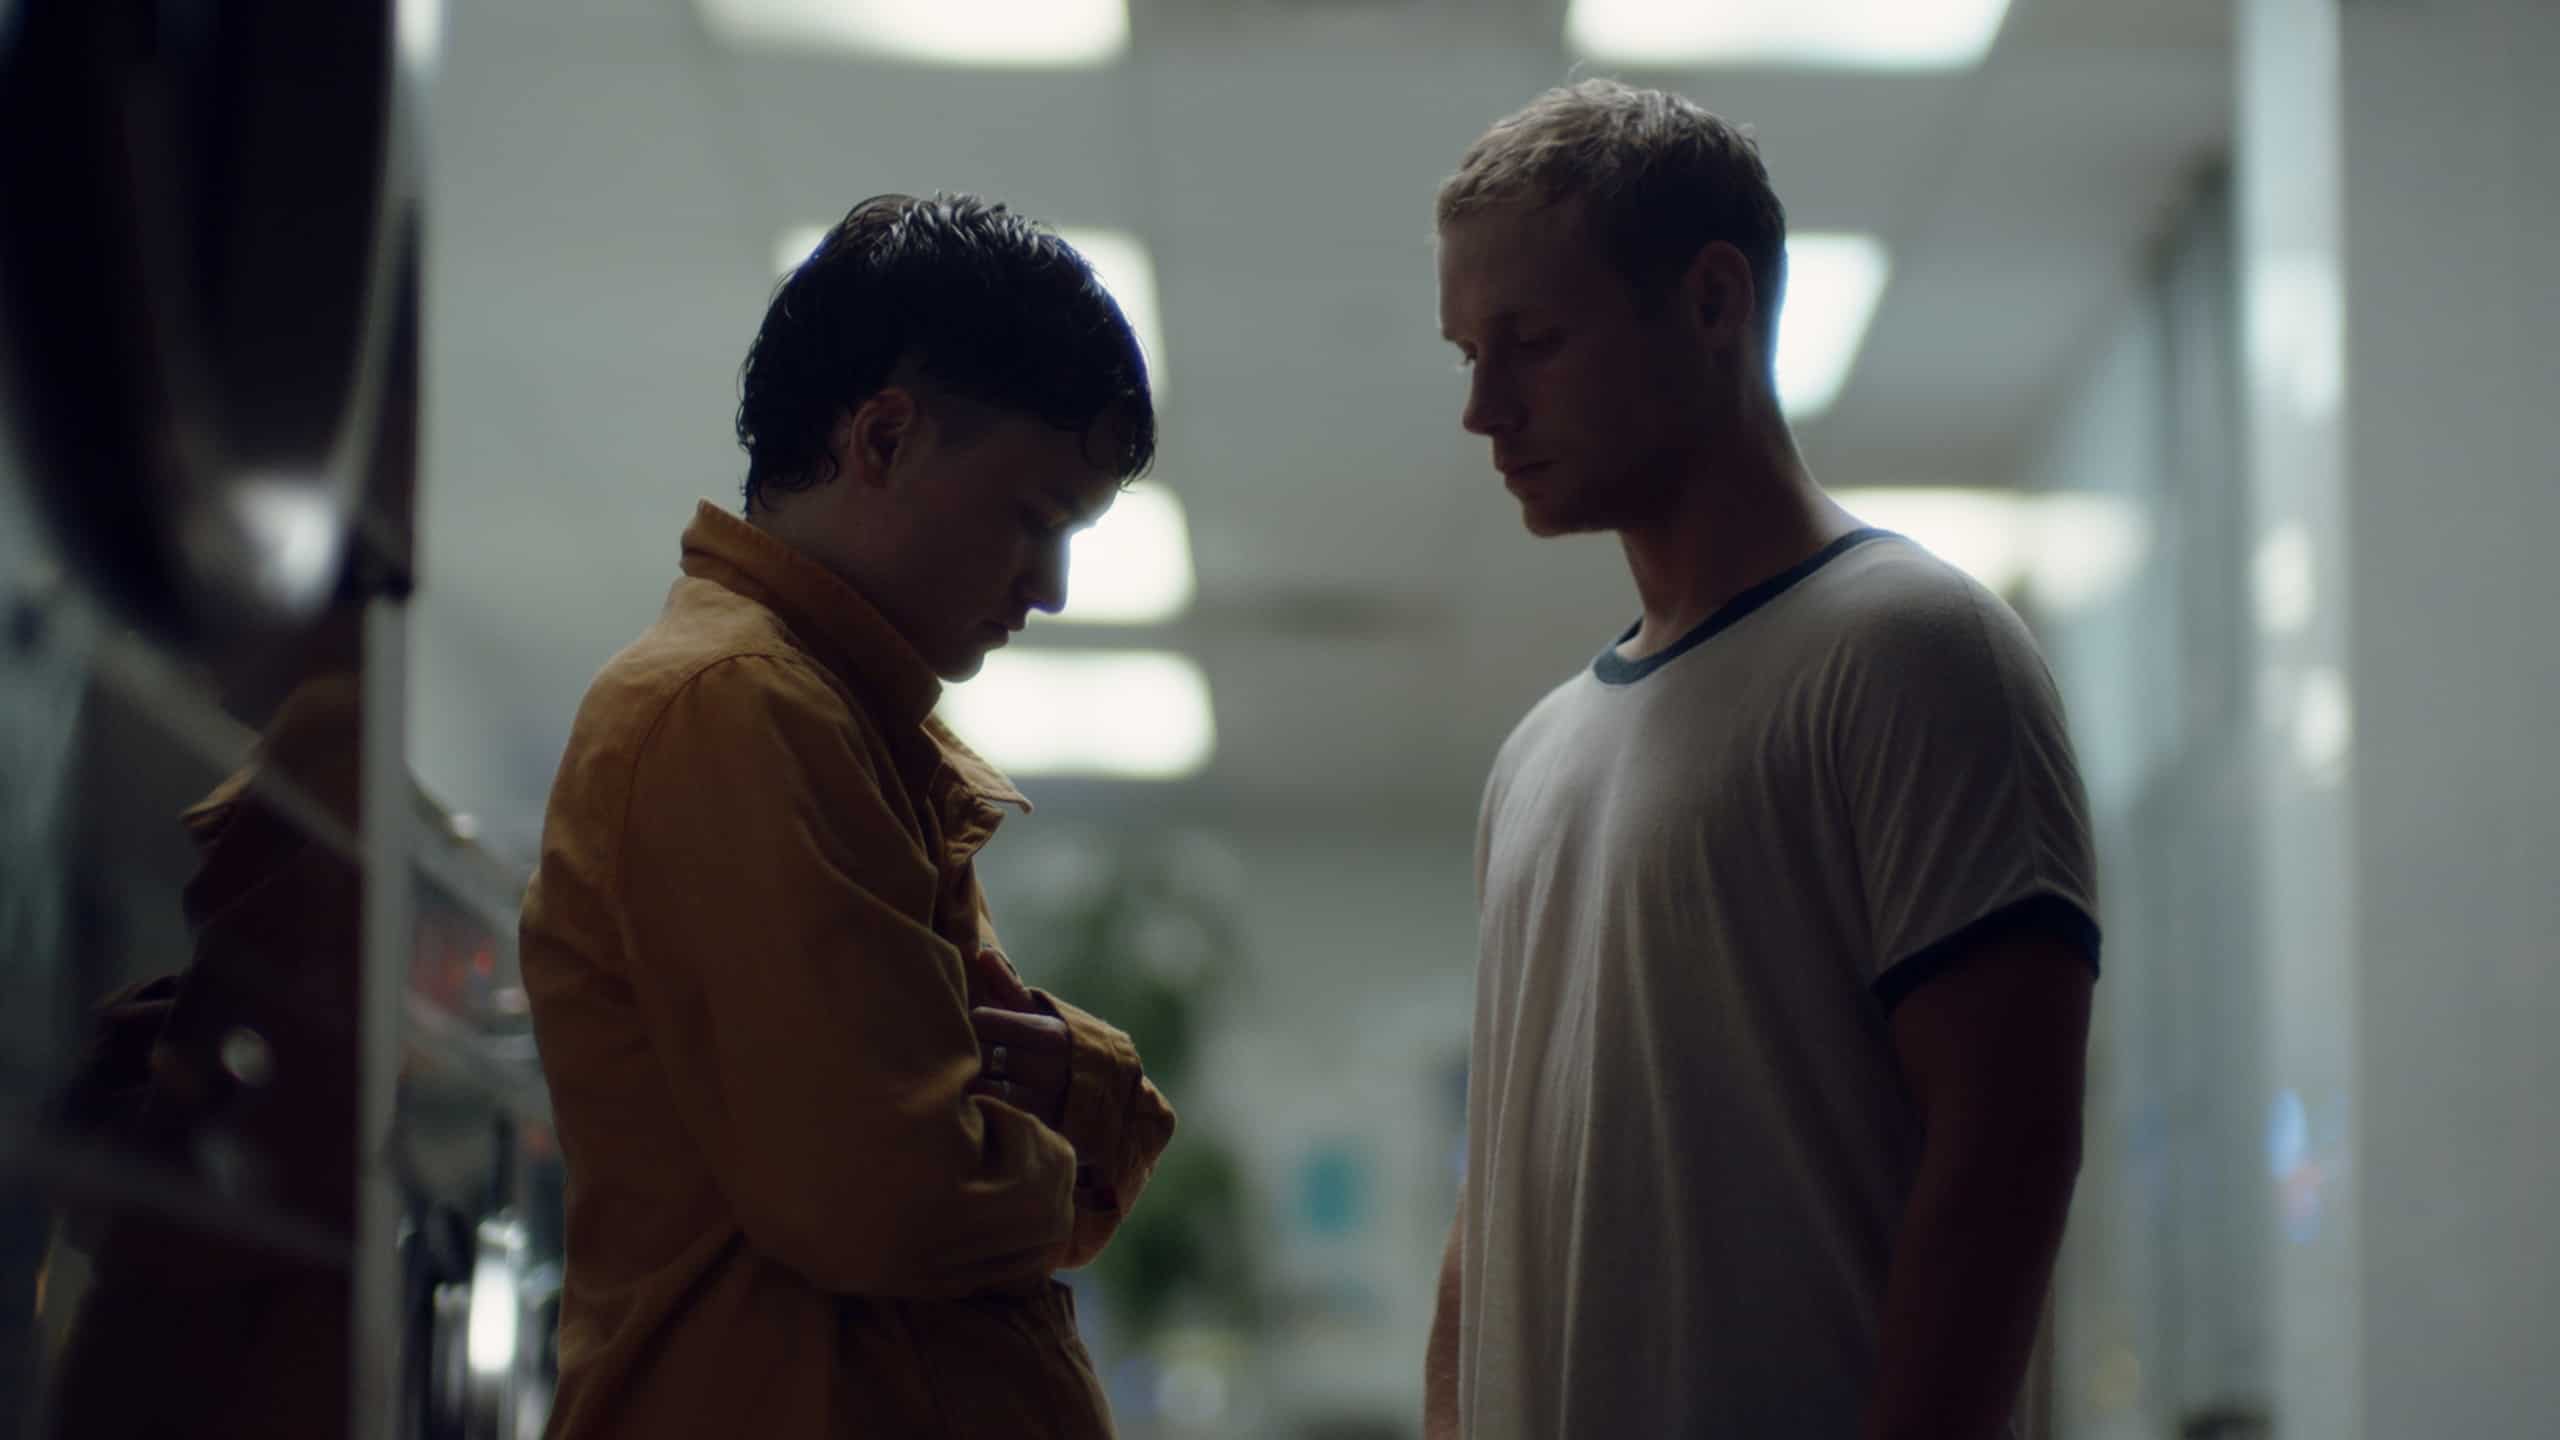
[[1424, 81, 2101, 1439]]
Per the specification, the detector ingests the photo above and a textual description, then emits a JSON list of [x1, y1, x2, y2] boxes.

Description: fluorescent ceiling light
[[1055, 483, 1195, 625], [941, 650, 1215, 779], [1056, 226, 1167, 396], [398, 0, 445, 73], [1776, 233, 1890, 419], [1832, 487, 2151, 616], [773, 223, 827, 280], [1567, 0, 2012, 69], [2023, 492, 2152, 615], [698, 0, 1128, 68], [228, 479, 348, 614], [770, 221, 1166, 394], [1832, 488, 2024, 594]]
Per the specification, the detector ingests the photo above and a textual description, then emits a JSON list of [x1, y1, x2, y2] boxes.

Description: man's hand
[[964, 948, 1070, 1128]]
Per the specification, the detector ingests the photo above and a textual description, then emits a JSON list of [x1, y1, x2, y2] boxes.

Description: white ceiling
[[412, 0, 2230, 862]]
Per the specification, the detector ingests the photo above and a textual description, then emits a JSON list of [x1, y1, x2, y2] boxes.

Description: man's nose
[[1023, 540, 1070, 616], [1463, 363, 1520, 437]]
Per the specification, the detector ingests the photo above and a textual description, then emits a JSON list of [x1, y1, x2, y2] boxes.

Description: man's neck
[[749, 499, 864, 591], [1615, 423, 1856, 661]]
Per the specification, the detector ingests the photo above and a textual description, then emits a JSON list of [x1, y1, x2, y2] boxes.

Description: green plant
[[1013, 839, 1257, 1337]]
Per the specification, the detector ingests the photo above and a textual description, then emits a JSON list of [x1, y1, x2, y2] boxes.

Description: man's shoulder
[[1800, 535, 2068, 750], [524, 583, 887, 961], [571, 579, 850, 763], [1489, 662, 1603, 776], [1810, 532, 1990, 624], [1798, 533, 2043, 669]]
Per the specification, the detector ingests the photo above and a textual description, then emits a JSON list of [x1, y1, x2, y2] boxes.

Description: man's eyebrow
[[1444, 308, 1530, 342]]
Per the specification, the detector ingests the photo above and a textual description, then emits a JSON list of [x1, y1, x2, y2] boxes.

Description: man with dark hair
[[521, 192, 1174, 1438], [1424, 82, 2101, 1438]]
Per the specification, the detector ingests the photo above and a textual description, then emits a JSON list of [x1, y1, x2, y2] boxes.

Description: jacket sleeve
[[1036, 990, 1177, 1269], [613, 655, 1076, 1299], [968, 894, 1178, 1270]]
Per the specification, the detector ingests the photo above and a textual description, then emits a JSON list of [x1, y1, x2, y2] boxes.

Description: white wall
[[2327, 1, 2560, 1432], [2042, 3, 2560, 1436], [2238, 2, 2361, 1432], [2026, 180, 2272, 1438]]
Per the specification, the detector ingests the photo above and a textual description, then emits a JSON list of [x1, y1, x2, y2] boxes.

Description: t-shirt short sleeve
[[1830, 565, 2102, 1011]]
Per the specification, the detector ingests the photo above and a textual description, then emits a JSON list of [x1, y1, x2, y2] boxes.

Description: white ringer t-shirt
[[1457, 529, 2100, 1439]]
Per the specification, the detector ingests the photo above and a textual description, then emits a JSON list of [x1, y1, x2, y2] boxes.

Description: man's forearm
[[1862, 1136, 2078, 1440], [1424, 1210, 1463, 1440], [1036, 990, 1177, 1270]]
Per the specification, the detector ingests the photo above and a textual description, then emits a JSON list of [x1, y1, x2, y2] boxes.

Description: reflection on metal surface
[[229, 480, 357, 615], [0, 2, 553, 1432], [423, 1211, 534, 1438], [0, 0, 405, 653], [402, 1111, 561, 1440], [1, 1127, 351, 1272], [394, 864, 560, 1440], [402, 996, 549, 1126], [221, 1027, 277, 1089], [465, 1215, 524, 1378], [38, 645, 366, 1438]]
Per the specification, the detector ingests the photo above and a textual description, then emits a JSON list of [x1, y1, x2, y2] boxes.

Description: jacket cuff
[[1039, 990, 1143, 1214]]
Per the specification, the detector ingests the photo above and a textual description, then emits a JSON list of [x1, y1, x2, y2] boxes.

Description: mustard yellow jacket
[[521, 502, 1175, 1438]]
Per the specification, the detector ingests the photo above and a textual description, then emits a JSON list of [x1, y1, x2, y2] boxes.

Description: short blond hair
[[1437, 79, 1789, 346]]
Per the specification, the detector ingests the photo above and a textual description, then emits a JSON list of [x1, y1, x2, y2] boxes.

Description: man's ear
[[836, 388, 919, 489], [1678, 240, 1759, 353]]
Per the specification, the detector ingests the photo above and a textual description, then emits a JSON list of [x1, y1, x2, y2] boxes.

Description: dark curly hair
[[737, 193, 1157, 512]]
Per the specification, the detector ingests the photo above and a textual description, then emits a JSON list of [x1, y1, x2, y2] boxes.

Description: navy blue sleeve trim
[[1871, 892, 2102, 1015]]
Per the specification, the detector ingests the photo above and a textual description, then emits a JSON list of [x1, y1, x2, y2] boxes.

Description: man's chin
[[1518, 499, 1601, 538]]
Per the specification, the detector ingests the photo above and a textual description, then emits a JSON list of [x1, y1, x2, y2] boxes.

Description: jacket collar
[[925, 715, 1029, 814], [679, 501, 1028, 813]]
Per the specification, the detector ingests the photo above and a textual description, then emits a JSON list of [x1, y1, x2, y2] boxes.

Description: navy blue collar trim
[[1592, 528, 1894, 686]]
